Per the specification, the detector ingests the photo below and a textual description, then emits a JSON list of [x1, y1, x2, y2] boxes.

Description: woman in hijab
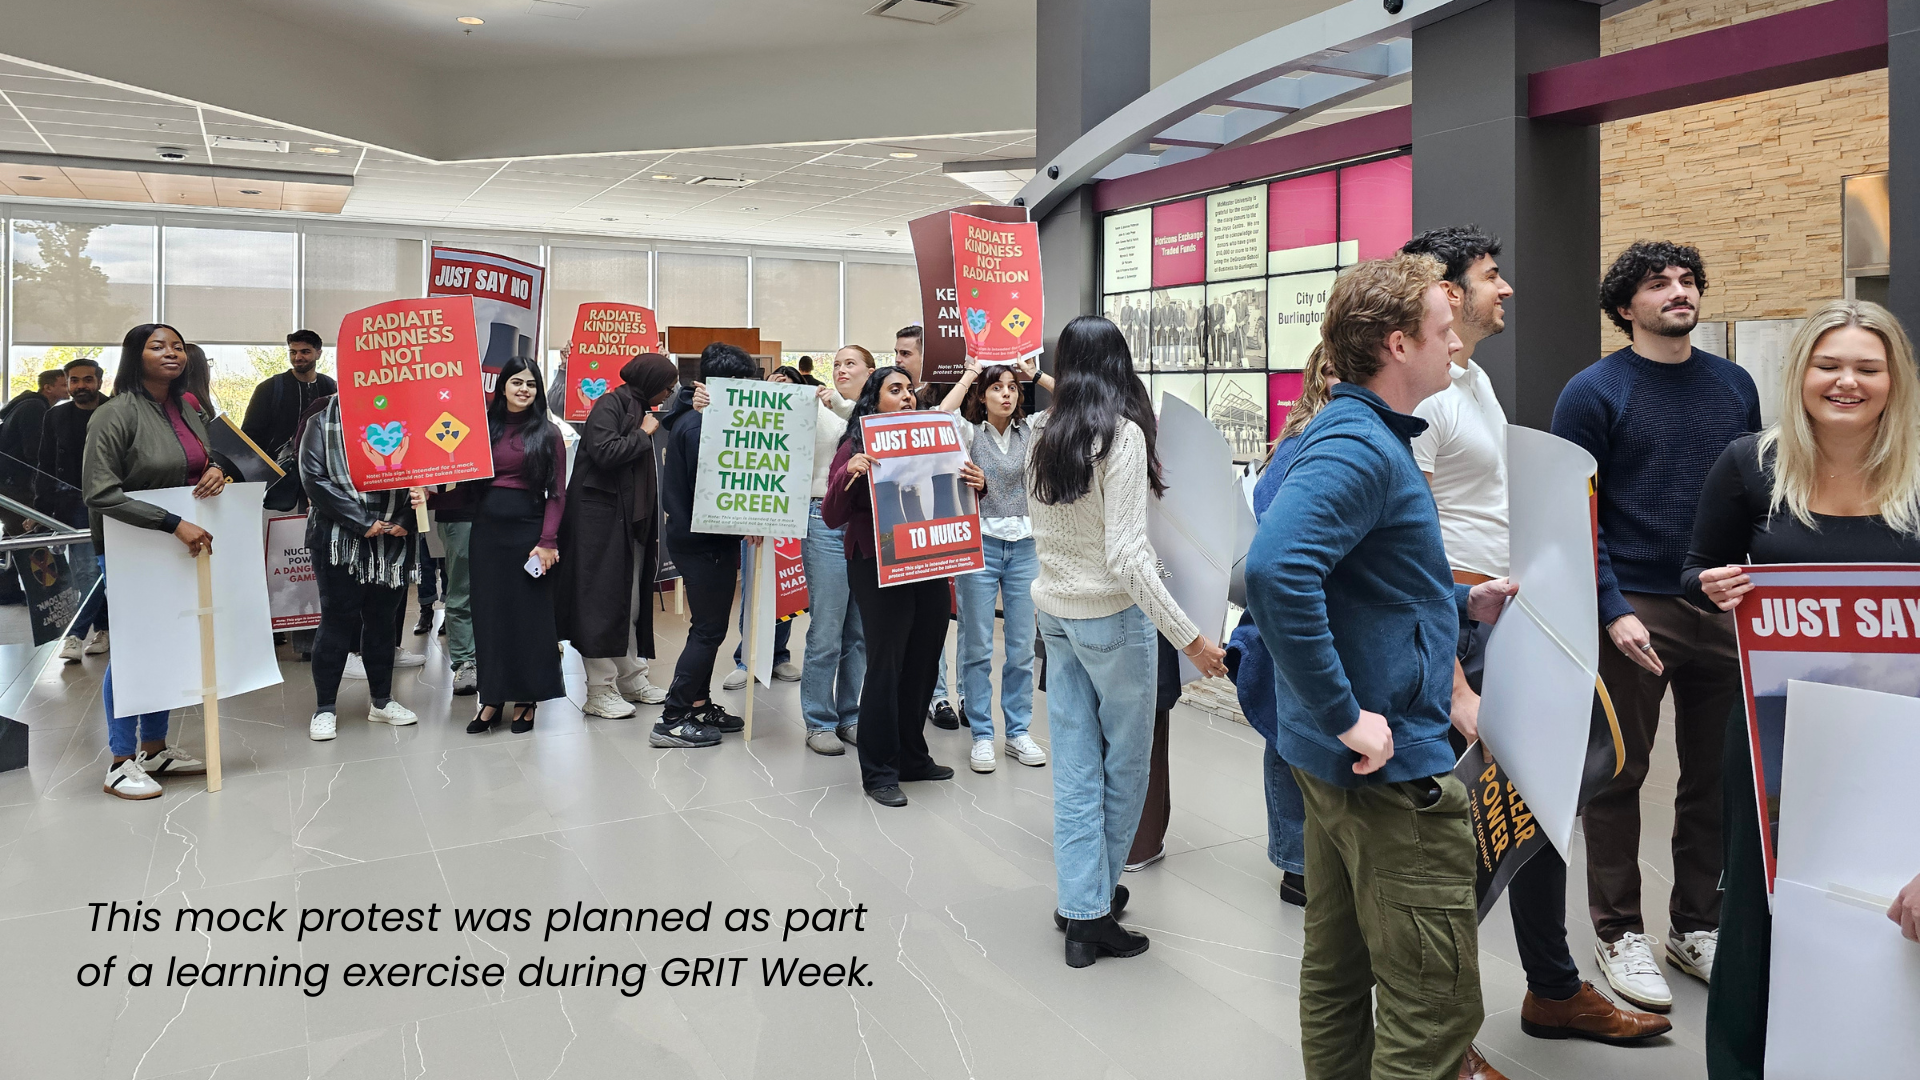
[[559, 353, 679, 719]]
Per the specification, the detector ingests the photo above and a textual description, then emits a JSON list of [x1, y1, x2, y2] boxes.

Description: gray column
[[1034, 0, 1150, 361], [1412, 0, 1599, 430], [1890, 0, 1920, 331]]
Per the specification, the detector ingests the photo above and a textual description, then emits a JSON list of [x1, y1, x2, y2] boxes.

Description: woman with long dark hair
[[83, 323, 221, 798], [1028, 315, 1226, 966], [467, 357, 568, 734], [822, 366, 957, 806], [559, 353, 678, 720]]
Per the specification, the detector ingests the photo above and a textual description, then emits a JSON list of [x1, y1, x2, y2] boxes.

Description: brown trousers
[[1585, 592, 1740, 941], [1128, 708, 1172, 865]]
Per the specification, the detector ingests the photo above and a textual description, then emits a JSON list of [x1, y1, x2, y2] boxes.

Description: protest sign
[[1149, 394, 1236, 682], [1730, 562, 1920, 891], [775, 536, 808, 622], [429, 247, 544, 398], [909, 204, 1029, 382], [18, 545, 78, 647], [336, 295, 494, 492], [690, 378, 816, 539], [102, 484, 279, 719], [565, 304, 660, 421], [860, 411, 983, 586], [949, 214, 1043, 366], [264, 514, 321, 631]]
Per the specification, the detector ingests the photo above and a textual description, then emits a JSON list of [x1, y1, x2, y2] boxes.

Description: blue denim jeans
[[932, 624, 954, 704], [1041, 605, 1157, 920], [1264, 742, 1306, 875], [733, 540, 792, 669], [96, 555, 167, 756], [798, 502, 864, 732], [955, 535, 1037, 740]]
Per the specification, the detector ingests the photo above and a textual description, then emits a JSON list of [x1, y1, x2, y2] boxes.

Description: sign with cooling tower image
[[858, 410, 984, 586], [428, 246, 545, 400]]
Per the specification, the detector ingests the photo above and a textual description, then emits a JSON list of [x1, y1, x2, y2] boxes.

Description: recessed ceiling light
[[456, 16, 485, 25], [969, 198, 991, 204], [742, 206, 759, 211], [889, 152, 919, 159], [311, 146, 342, 154], [17, 175, 44, 182], [651, 174, 676, 180], [600, 217, 618, 222], [239, 188, 263, 195]]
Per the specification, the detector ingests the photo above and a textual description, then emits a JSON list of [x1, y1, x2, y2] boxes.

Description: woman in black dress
[[1682, 299, 1920, 1079], [468, 357, 568, 734]]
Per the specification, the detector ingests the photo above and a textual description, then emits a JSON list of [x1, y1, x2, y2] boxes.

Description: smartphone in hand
[[524, 555, 546, 578]]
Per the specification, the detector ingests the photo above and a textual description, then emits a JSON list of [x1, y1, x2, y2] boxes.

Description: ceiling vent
[[686, 176, 752, 187], [211, 135, 290, 153], [867, 0, 969, 26]]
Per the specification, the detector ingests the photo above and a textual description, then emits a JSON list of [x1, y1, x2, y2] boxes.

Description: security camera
[[155, 146, 189, 160], [1047, 165, 1059, 179], [1383, 0, 1404, 12]]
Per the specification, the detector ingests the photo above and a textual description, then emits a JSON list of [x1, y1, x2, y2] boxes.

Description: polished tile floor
[[0, 600, 1709, 1080]]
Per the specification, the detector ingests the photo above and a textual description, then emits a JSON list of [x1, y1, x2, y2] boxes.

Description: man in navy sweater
[[1247, 254, 1515, 1080], [1551, 242, 1758, 1013]]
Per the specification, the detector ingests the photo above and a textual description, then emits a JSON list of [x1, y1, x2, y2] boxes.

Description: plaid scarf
[[317, 397, 414, 587]]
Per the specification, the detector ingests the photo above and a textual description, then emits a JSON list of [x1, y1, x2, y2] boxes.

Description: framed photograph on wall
[[1206, 280, 1266, 370]]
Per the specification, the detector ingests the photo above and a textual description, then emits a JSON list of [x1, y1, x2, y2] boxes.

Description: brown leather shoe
[[1458, 1044, 1509, 1080], [1520, 981, 1673, 1044]]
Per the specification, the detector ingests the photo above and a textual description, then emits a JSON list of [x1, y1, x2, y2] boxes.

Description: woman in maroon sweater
[[468, 357, 568, 734]]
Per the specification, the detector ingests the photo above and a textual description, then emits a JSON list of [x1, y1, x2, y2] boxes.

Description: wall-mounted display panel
[[1206, 188, 1266, 282], [1206, 280, 1266, 370], [1206, 372, 1267, 459], [1268, 270, 1336, 372], [1268, 371, 1306, 443], [1149, 286, 1206, 371], [1151, 199, 1206, 287], [1103, 291, 1152, 372], [1267, 171, 1342, 276], [1103, 208, 1152, 294]]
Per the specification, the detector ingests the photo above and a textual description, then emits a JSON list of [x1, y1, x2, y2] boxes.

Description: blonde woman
[[1680, 300, 1920, 1080]]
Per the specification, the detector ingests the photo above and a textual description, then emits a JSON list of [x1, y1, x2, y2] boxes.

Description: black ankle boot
[[1063, 914, 1148, 968], [1054, 884, 1128, 931]]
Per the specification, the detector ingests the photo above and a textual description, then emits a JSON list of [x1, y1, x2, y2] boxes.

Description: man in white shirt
[[1403, 228, 1669, 1076]]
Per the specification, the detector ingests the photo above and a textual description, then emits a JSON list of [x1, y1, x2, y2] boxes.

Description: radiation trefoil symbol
[[1001, 308, 1032, 337], [431, 412, 470, 458]]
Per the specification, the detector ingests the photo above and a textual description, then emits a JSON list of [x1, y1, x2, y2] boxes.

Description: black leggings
[[312, 559, 405, 710], [665, 546, 739, 710], [846, 555, 948, 789]]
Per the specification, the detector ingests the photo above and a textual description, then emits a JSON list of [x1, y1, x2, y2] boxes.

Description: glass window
[[656, 251, 748, 329], [548, 247, 651, 344], [304, 233, 422, 347], [10, 218, 155, 346], [753, 257, 839, 354], [164, 226, 295, 344], [196, 343, 300, 418], [844, 261, 919, 355]]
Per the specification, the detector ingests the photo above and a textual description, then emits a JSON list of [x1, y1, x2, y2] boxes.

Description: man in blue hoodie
[[1246, 254, 1515, 1080]]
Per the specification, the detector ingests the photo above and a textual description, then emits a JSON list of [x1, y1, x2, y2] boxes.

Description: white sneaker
[[584, 686, 637, 719], [1595, 932, 1673, 1012], [393, 647, 426, 669], [103, 757, 162, 800], [1667, 928, 1716, 984], [772, 661, 801, 682], [722, 668, 748, 691], [84, 629, 109, 655], [342, 654, 368, 680], [1005, 734, 1048, 767], [368, 700, 418, 726], [310, 711, 337, 741], [615, 672, 667, 705], [59, 635, 83, 662], [969, 738, 997, 773], [140, 746, 205, 776]]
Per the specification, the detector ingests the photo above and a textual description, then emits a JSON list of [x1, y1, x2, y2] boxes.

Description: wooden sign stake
[[196, 550, 222, 793]]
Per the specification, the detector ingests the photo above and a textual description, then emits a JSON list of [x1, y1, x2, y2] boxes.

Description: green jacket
[[82, 390, 213, 551]]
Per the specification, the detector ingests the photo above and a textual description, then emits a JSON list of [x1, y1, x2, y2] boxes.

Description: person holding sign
[[1679, 300, 1920, 1080], [298, 395, 421, 742], [936, 356, 1053, 774], [82, 323, 216, 797], [822, 367, 959, 806], [795, 344, 876, 756], [558, 353, 678, 720], [1026, 316, 1227, 966], [652, 344, 761, 748], [466, 358, 568, 735]]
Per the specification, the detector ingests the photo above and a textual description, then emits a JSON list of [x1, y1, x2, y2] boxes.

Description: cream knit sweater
[[1028, 415, 1200, 648]]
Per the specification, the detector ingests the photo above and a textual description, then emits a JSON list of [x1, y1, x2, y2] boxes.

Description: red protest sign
[[336, 295, 494, 492], [774, 537, 808, 621], [565, 303, 660, 421], [429, 247, 544, 399], [1730, 563, 1920, 891], [949, 214, 1043, 366], [860, 411, 984, 586]]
